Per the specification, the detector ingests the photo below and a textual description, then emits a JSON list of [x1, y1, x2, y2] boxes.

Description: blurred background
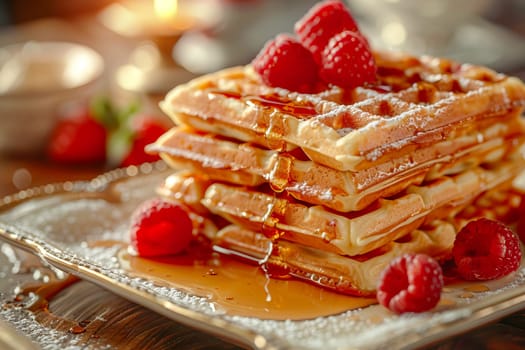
[[0, 0, 524, 70], [0, 0, 524, 195]]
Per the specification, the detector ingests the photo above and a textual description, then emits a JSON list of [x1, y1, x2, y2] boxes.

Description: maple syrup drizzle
[[256, 198, 301, 304], [13, 274, 80, 312], [2, 273, 95, 335], [246, 95, 317, 118], [463, 284, 490, 293], [209, 90, 317, 118], [256, 240, 275, 302], [117, 243, 377, 320]]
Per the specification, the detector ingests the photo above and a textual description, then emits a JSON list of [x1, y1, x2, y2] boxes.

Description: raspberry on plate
[[130, 198, 193, 257], [320, 30, 377, 89], [377, 254, 443, 314], [252, 34, 319, 93], [453, 218, 522, 281], [294, 0, 359, 64]]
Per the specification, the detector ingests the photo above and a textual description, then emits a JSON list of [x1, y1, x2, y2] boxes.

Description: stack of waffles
[[148, 51, 525, 296]]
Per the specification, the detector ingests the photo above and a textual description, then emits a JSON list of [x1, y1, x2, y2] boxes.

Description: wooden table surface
[[0, 156, 105, 198]]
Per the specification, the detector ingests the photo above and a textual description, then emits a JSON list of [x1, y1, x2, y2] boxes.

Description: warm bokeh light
[[154, 0, 178, 20], [381, 21, 407, 46]]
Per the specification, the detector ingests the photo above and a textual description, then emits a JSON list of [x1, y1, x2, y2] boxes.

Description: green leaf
[[87, 95, 144, 167], [90, 96, 119, 130], [107, 126, 134, 167]]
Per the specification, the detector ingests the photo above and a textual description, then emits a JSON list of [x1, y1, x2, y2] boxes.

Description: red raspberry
[[294, 0, 359, 64], [377, 254, 443, 314], [252, 34, 319, 93], [320, 30, 376, 89], [130, 198, 193, 257], [453, 218, 521, 281]]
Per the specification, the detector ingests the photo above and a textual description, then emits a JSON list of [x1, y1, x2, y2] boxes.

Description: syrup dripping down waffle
[[213, 223, 455, 296]]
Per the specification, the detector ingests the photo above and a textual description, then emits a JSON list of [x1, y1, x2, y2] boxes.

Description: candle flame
[[154, 0, 178, 20]]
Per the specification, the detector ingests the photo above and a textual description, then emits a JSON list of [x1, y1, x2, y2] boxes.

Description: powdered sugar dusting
[[356, 159, 418, 191], [286, 182, 334, 201], [1, 307, 89, 350]]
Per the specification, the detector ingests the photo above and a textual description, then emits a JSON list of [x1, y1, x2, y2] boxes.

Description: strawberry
[[377, 254, 443, 314], [320, 30, 377, 89], [294, 0, 359, 64], [452, 218, 521, 281], [252, 33, 319, 93], [130, 198, 193, 257], [120, 115, 169, 167], [47, 104, 107, 164], [47, 97, 168, 167]]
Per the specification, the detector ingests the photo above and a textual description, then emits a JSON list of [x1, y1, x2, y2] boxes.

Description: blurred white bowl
[[0, 41, 104, 155]]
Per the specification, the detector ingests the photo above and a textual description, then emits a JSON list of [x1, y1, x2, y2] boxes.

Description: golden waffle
[[202, 159, 523, 256], [156, 172, 521, 296], [453, 185, 522, 228], [157, 171, 212, 215], [213, 181, 520, 296], [160, 51, 525, 172], [156, 171, 218, 240], [149, 126, 524, 212]]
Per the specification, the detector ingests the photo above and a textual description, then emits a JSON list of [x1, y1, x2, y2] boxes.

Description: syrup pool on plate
[[115, 241, 376, 320]]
